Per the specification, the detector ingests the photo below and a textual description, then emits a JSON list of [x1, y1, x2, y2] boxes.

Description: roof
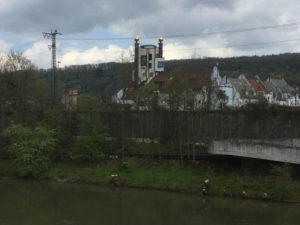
[[211, 66, 222, 85], [152, 73, 210, 90], [122, 89, 136, 100], [248, 78, 266, 92], [271, 79, 291, 94], [152, 74, 171, 89], [152, 74, 171, 82], [262, 80, 278, 94], [227, 77, 255, 98], [184, 74, 210, 87]]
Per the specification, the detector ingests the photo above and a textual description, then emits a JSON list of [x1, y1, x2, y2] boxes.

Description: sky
[[1, 0, 300, 69]]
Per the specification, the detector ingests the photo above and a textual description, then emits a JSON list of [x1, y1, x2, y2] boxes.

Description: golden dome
[[159, 36, 163, 42], [134, 36, 139, 42]]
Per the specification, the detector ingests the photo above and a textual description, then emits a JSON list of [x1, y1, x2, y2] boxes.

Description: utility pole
[[43, 29, 62, 107]]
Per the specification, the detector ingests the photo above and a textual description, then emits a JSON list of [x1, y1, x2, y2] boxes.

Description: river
[[0, 178, 299, 225]]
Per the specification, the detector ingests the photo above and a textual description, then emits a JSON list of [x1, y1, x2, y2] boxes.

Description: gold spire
[[158, 36, 163, 42]]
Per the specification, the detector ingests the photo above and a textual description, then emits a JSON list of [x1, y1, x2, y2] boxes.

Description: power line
[[54, 38, 300, 54], [20, 37, 300, 61], [58, 22, 300, 41], [164, 38, 300, 52]]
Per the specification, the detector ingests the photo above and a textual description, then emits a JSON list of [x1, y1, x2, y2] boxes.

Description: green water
[[0, 178, 299, 225]]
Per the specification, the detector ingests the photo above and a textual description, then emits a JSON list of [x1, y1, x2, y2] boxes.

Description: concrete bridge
[[209, 139, 300, 164]]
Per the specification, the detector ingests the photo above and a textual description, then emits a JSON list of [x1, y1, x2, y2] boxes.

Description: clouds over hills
[[1, 0, 300, 68]]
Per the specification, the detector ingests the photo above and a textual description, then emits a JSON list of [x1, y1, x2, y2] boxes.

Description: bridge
[[209, 138, 300, 164]]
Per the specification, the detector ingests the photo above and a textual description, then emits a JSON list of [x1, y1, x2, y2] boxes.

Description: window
[[148, 63, 152, 69], [149, 54, 152, 60], [140, 55, 147, 66], [157, 61, 164, 68]]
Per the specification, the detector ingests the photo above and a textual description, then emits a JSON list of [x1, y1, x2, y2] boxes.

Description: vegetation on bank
[[0, 158, 300, 203]]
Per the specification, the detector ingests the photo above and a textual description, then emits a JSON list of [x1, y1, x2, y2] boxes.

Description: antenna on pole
[[43, 29, 62, 107]]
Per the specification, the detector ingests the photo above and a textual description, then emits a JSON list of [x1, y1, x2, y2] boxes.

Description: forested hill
[[39, 53, 300, 99], [164, 53, 300, 86]]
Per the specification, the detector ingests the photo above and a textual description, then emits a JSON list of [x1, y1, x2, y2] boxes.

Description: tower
[[42, 29, 62, 106], [133, 36, 164, 88]]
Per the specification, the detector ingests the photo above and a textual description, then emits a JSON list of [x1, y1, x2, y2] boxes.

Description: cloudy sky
[[1, 0, 300, 69]]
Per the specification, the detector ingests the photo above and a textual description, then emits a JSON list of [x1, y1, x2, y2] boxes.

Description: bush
[[69, 120, 106, 163], [4, 123, 57, 178], [269, 163, 292, 181]]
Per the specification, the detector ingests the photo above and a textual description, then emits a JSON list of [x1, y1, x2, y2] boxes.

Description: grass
[[1, 158, 300, 202]]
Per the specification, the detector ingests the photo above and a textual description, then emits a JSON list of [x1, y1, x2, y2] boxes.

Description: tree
[[4, 123, 57, 178], [77, 94, 101, 112], [134, 82, 159, 110], [166, 67, 189, 111], [0, 52, 48, 131], [217, 90, 228, 109], [70, 94, 106, 162], [4, 51, 34, 72]]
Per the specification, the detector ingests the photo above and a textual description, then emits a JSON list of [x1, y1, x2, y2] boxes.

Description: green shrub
[[4, 123, 57, 178], [269, 163, 292, 181], [70, 136, 105, 162], [118, 158, 137, 172], [69, 120, 106, 163]]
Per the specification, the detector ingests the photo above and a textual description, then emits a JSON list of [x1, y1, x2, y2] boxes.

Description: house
[[269, 78, 291, 104], [261, 77, 300, 106], [152, 73, 211, 110], [247, 76, 266, 97], [220, 74, 258, 108], [62, 89, 78, 109]]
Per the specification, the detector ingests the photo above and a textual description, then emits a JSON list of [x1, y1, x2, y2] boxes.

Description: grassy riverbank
[[1, 158, 300, 202]]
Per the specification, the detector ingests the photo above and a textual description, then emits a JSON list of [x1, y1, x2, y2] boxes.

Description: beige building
[[62, 89, 78, 109], [134, 37, 164, 87]]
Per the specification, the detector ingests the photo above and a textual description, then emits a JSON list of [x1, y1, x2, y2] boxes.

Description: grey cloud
[[1, 0, 300, 56], [183, 0, 240, 9], [0, 0, 241, 34], [111, 0, 300, 53], [0, 0, 161, 33]]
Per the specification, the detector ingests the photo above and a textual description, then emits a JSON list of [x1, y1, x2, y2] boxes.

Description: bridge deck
[[209, 139, 300, 165]]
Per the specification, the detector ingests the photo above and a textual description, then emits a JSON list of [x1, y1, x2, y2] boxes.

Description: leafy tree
[[217, 90, 228, 109], [70, 94, 106, 162], [77, 94, 101, 112], [70, 119, 106, 162], [134, 82, 159, 110], [166, 67, 189, 111], [4, 123, 57, 178], [0, 52, 48, 126]]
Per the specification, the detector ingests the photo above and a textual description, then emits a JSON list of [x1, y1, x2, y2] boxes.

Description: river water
[[0, 178, 299, 225]]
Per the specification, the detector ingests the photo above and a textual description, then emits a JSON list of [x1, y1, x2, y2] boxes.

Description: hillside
[[39, 53, 300, 99], [164, 53, 300, 86]]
